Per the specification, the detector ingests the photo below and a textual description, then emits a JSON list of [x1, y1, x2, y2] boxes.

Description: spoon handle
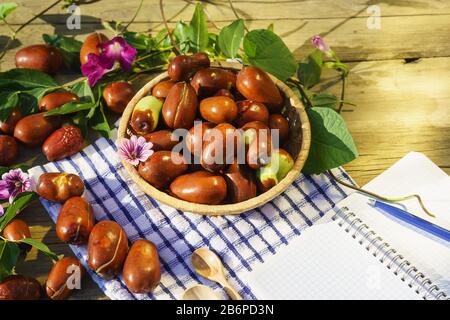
[[223, 284, 243, 300]]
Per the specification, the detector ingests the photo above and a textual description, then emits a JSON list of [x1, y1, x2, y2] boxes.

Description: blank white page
[[245, 220, 421, 300]]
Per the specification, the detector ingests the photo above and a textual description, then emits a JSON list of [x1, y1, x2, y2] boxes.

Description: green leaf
[[18, 238, 58, 261], [0, 192, 37, 232], [0, 91, 19, 121], [43, 34, 81, 53], [0, 2, 17, 20], [267, 23, 274, 32], [189, 3, 209, 53], [135, 51, 170, 70], [89, 103, 111, 138], [311, 92, 338, 110], [298, 49, 322, 89], [243, 29, 297, 81], [173, 21, 192, 53], [45, 101, 95, 116], [72, 111, 89, 137], [0, 240, 20, 282], [16, 92, 39, 115], [218, 19, 245, 58], [70, 79, 94, 102], [22, 86, 55, 100], [206, 33, 219, 56], [124, 31, 153, 51], [17, 87, 56, 115], [0, 68, 58, 89], [154, 29, 171, 49], [303, 107, 358, 174], [174, 21, 191, 42], [43, 34, 82, 71]]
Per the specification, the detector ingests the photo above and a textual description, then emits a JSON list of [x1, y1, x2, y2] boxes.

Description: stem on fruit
[[328, 170, 435, 217]]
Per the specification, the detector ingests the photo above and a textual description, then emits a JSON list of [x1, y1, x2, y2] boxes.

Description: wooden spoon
[[182, 285, 222, 300], [191, 247, 243, 300]]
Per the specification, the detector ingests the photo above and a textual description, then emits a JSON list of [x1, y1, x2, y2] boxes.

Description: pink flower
[[311, 35, 331, 55], [81, 36, 137, 87], [0, 169, 33, 203], [81, 53, 114, 87], [117, 135, 153, 166], [99, 37, 137, 71]]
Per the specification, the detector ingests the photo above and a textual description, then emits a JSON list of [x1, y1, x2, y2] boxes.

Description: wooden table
[[1, 0, 449, 299]]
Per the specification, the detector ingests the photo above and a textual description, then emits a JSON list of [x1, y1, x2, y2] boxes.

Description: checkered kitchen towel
[[29, 137, 355, 300]]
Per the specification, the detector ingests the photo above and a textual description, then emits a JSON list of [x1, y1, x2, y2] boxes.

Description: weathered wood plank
[[319, 57, 450, 184], [2, 12, 450, 71], [5, 0, 450, 25], [319, 57, 450, 127]]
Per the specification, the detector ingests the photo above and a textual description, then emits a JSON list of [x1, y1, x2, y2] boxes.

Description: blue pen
[[369, 199, 450, 242]]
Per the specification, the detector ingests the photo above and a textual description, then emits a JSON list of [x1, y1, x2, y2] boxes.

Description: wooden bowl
[[118, 61, 311, 215]]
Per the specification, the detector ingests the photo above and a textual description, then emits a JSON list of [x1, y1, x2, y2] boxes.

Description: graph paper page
[[244, 220, 420, 300]]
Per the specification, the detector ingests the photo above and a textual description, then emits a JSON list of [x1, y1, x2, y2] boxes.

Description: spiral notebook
[[245, 152, 450, 300]]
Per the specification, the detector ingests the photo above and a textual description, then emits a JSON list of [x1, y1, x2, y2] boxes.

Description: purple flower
[[311, 35, 332, 55], [81, 36, 137, 87], [99, 37, 137, 71], [117, 135, 153, 166], [0, 169, 33, 203], [0, 205, 4, 217], [81, 53, 114, 87]]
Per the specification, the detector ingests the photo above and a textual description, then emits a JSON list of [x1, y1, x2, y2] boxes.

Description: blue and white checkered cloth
[[29, 137, 354, 300]]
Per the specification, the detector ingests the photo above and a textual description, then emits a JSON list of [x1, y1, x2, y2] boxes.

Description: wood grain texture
[[1, 0, 449, 300], [6, 0, 450, 24], [2, 2, 450, 69], [318, 57, 450, 183]]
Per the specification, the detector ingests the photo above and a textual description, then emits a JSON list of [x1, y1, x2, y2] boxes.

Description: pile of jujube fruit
[[129, 53, 295, 205]]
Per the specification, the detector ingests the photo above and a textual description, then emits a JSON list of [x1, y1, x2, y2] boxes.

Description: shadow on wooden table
[[39, 15, 105, 36], [0, 36, 21, 52]]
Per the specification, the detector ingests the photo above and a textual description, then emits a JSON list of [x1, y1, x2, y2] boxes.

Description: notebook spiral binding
[[332, 206, 448, 300]]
